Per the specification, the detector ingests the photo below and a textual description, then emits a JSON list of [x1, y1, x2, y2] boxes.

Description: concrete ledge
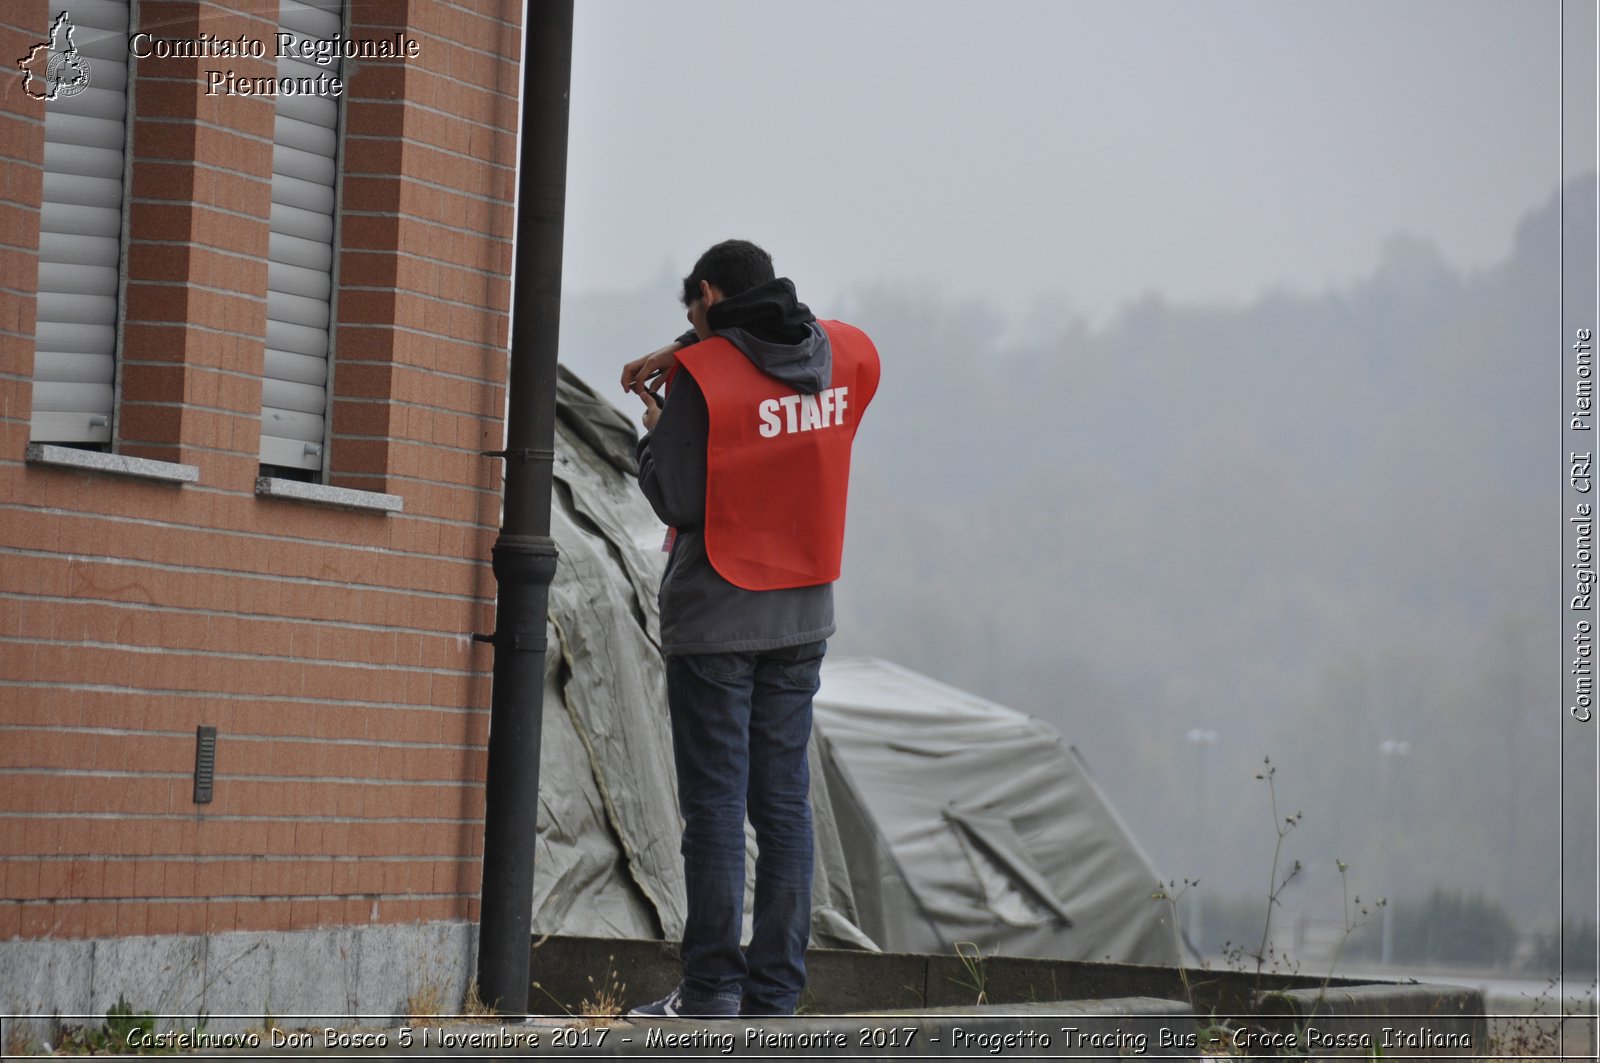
[[0, 922, 473, 1049], [521, 937, 1494, 1061], [1253, 981, 1488, 1059], [3, 932, 1498, 1060], [255, 477, 403, 513], [1485, 989, 1598, 1058], [26, 443, 198, 484], [525, 934, 1360, 1017]]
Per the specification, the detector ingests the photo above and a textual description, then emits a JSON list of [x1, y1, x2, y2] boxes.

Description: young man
[[621, 240, 879, 1018]]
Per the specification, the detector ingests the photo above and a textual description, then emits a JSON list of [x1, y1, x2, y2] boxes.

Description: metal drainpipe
[[475, 0, 573, 1018]]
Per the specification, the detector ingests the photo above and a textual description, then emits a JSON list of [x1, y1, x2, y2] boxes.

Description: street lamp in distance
[[1185, 728, 1218, 952]]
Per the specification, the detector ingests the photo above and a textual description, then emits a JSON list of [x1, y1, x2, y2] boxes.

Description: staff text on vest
[[757, 387, 851, 438]]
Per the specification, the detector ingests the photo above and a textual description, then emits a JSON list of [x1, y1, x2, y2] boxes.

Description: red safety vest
[[673, 319, 880, 590]]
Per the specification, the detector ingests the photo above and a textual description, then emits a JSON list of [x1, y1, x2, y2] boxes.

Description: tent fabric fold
[[942, 806, 1075, 927]]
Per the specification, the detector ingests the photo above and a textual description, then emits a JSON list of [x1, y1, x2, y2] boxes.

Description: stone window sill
[[26, 443, 199, 484], [255, 476, 403, 513]]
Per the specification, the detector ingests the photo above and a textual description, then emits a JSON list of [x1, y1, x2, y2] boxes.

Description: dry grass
[[952, 941, 988, 1006], [575, 956, 627, 1023], [1487, 1013, 1580, 1060], [404, 975, 447, 1025], [1484, 978, 1597, 1060], [6, 1022, 39, 1057], [461, 977, 497, 1020]]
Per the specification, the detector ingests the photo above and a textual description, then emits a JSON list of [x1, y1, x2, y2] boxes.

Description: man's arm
[[620, 331, 698, 396], [635, 368, 708, 530]]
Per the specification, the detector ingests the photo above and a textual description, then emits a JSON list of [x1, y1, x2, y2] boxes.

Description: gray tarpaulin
[[531, 368, 1175, 965], [813, 657, 1182, 965], [529, 624, 662, 940]]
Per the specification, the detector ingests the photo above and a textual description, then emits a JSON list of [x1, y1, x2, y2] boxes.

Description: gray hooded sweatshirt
[[635, 278, 836, 655]]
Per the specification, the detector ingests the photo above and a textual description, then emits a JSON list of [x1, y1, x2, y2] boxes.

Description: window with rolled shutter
[[261, 0, 344, 473], [30, 0, 131, 445]]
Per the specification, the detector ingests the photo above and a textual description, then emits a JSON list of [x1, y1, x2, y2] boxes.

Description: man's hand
[[621, 341, 682, 398], [638, 387, 662, 431]]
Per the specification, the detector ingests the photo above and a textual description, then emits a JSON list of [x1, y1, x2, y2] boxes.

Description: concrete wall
[[0, 920, 475, 1048]]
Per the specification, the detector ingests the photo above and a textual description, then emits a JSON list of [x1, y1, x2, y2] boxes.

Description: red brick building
[[1, 0, 521, 1023]]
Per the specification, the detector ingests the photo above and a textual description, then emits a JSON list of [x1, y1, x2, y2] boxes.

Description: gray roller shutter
[[30, 0, 129, 444], [260, 0, 344, 471]]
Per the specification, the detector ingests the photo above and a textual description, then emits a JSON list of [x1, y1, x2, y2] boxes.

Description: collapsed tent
[[531, 366, 1178, 966], [813, 657, 1181, 964]]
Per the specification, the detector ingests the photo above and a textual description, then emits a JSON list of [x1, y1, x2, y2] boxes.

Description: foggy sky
[[561, 0, 1583, 330], [550, 2, 1598, 968]]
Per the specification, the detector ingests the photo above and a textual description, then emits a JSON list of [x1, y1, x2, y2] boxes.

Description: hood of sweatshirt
[[704, 277, 832, 394]]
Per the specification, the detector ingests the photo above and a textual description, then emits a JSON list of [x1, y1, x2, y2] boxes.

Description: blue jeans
[[664, 640, 824, 1016]]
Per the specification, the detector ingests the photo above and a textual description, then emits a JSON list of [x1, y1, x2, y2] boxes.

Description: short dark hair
[[681, 239, 774, 306]]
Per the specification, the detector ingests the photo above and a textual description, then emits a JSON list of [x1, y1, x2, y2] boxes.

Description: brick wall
[[0, 0, 522, 943], [0, 4, 44, 454]]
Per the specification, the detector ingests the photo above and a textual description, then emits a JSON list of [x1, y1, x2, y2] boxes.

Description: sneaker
[[627, 985, 740, 1019]]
